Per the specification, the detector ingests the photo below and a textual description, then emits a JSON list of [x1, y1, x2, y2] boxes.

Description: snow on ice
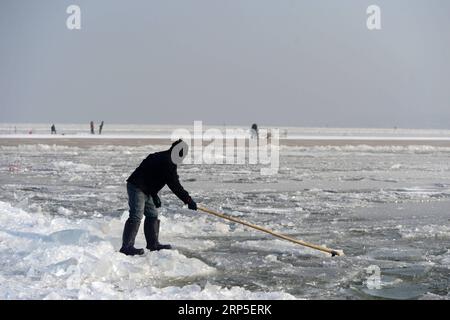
[[0, 201, 294, 300]]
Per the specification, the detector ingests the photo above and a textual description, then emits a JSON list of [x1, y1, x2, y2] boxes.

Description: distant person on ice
[[51, 124, 56, 135], [251, 123, 258, 139], [90, 121, 95, 134], [120, 139, 197, 256], [99, 121, 104, 135]]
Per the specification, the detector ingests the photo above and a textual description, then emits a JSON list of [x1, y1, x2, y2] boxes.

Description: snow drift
[[0, 201, 294, 300]]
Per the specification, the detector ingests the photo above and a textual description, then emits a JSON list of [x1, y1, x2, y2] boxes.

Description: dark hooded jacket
[[127, 147, 190, 204]]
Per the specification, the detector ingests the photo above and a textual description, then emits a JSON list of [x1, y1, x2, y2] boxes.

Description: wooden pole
[[197, 206, 344, 257]]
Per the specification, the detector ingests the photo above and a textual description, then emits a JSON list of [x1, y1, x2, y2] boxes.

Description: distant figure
[[99, 121, 104, 135], [251, 123, 259, 139], [51, 124, 56, 135], [90, 121, 95, 134]]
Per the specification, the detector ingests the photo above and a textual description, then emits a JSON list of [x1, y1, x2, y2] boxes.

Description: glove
[[187, 197, 197, 211], [152, 194, 161, 208]]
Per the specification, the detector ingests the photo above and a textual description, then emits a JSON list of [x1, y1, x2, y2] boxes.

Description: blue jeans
[[127, 182, 158, 223]]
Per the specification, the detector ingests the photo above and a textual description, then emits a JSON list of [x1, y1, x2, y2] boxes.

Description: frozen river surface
[[0, 143, 449, 299]]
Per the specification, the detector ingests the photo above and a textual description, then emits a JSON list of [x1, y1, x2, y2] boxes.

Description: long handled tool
[[197, 206, 344, 257]]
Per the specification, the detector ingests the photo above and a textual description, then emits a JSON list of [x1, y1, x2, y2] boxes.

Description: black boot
[[144, 217, 172, 251], [119, 219, 144, 256]]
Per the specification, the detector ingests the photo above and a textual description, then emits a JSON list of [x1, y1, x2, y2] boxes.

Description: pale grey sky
[[1, 0, 449, 128]]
